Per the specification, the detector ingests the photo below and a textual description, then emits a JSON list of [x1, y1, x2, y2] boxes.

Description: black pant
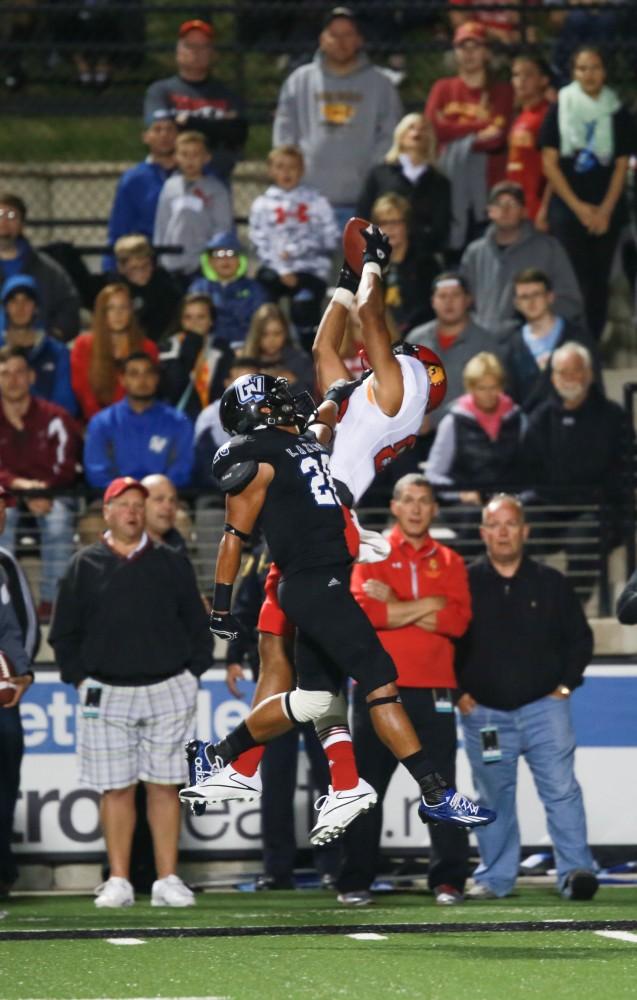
[[549, 204, 622, 341], [338, 685, 469, 894], [0, 706, 23, 888], [260, 723, 341, 881]]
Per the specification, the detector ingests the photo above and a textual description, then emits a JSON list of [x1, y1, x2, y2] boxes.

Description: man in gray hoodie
[[460, 181, 585, 343], [272, 6, 402, 229]]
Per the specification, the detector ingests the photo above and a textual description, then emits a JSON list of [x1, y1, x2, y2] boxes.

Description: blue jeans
[[0, 499, 76, 602], [461, 696, 594, 896]]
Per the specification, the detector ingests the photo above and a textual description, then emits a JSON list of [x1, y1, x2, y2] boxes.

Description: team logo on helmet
[[235, 374, 266, 404]]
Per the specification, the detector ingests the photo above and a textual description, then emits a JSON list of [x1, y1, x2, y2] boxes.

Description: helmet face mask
[[220, 373, 317, 435]]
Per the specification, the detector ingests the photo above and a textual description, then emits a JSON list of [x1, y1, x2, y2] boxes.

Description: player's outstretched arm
[[312, 265, 359, 396], [210, 464, 274, 641], [357, 227, 404, 418]]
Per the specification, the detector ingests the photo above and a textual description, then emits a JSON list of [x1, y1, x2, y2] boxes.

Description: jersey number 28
[[300, 454, 340, 507]]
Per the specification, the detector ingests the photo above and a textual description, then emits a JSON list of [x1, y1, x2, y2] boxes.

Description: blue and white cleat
[[180, 740, 262, 807], [183, 739, 211, 816], [418, 774, 496, 828]]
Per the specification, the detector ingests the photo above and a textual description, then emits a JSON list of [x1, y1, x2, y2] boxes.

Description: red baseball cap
[[178, 19, 214, 40], [103, 477, 149, 504], [0, 485, 16, 508], [453, 21, 488, 45]]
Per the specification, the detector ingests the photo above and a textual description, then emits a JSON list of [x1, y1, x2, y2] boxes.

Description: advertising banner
[[12, 665, 637, 859]]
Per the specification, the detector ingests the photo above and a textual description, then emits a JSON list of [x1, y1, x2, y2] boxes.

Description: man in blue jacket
[[84, 352, 194, 488], [0, 275, 77, 416], [104, 110, 178, 272]]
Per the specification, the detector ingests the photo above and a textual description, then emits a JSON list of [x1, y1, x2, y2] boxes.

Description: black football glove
[[336, 262, 360, 295], [323, 376, 366, 421], [209, 611, 241, 642], [361, 224, 392, 274]]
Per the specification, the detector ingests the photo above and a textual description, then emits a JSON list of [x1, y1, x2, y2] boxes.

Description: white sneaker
[[94, 876, 134, 909], [179, 759, 263, 805], [151, 874, 195, 908], [467, 883, 499, 900], [310, 779, 378, 846]]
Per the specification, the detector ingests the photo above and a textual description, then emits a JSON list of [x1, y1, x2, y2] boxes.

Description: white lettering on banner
[[21, 695, 76, 749]]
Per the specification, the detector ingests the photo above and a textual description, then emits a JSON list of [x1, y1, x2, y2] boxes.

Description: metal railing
[[9, 485, 629, 619]]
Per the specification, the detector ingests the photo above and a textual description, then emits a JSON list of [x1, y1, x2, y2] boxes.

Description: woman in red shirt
[[71, 283, 159, 421]]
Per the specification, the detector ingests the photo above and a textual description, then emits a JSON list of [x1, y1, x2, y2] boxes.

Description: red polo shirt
[[351, 525, 471, 688]]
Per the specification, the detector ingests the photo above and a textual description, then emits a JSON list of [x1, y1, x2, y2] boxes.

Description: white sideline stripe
[[24, 996, 229, 1000], [346, 932, 388, 941], [594, 930, 637, 944], [105, 937, 146, 945]]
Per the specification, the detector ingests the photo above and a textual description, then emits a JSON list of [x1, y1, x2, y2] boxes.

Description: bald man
[[142, 474, 187, 555]]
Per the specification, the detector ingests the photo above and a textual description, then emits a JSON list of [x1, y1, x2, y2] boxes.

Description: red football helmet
[[393, 343, 447, 413]]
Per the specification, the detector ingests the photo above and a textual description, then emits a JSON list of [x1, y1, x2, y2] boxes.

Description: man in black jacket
[[0, 483, 38, 898], [456, 494, 597, 901], [522, 341, 629, 600], [50, 476, 210, 910]]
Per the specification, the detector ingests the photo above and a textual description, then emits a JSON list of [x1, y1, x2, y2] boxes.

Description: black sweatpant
[[549, 204, 622, 341], [338, 685, 470, 894]]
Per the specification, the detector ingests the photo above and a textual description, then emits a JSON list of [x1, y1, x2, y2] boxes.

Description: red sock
[[232, 745, 265, 777], [320, 729, 359, 790]]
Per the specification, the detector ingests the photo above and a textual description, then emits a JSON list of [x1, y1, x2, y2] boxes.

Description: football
[[343, 216, 372, 277], [0, 649, 17, 707]]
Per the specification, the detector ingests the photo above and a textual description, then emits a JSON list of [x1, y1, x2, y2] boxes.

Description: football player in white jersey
[[312, 223, 446, 508]]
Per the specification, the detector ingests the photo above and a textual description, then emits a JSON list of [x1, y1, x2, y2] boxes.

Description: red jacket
[[70, 332, 160, 422], [425, 76, 513, 189], [0, 396, 82, 489], [351, 525, 471, 688]]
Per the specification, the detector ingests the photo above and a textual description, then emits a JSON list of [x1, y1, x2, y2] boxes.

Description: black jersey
[[213, 427, 353, 578]]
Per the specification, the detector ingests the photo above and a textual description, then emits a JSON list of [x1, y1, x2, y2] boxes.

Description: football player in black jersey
[[179, 364, 496, 831]]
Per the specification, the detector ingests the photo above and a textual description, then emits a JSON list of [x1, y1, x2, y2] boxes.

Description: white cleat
[[310, 779, 378, 845], [179, 759, 263, 805]]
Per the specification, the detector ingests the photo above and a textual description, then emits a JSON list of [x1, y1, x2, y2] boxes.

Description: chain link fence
[[2, 3, 637, 200]]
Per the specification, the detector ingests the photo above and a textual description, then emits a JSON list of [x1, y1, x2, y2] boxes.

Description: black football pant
[[338, 685, 470, 894], [278, 566, 397, 698]]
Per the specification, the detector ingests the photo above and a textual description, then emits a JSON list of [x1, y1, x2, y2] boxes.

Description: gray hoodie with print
[[273, 51, 403, 206]]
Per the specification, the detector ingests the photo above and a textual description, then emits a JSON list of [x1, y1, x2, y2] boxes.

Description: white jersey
[[329, 354, 430, 504]]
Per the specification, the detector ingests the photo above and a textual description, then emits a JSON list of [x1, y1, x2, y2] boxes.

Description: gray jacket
[[153, 174, 233, 275], [0, 565, 30, 675], [406, 318, 500, 429], [460, 222, 585, 343], [273, 51, 402, 206]]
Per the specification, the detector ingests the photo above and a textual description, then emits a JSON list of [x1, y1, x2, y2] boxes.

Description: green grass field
[[1, 887, 636, 1000]]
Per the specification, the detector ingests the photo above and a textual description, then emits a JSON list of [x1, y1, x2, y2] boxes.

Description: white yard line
[[595, 930, 637, 944]]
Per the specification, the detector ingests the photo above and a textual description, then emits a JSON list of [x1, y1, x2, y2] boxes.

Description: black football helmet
[[220, 373, 317, 435]]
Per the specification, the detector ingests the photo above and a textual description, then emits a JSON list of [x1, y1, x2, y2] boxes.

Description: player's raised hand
[[209, 611, 241, 642], [361, 224, 392, 274]]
